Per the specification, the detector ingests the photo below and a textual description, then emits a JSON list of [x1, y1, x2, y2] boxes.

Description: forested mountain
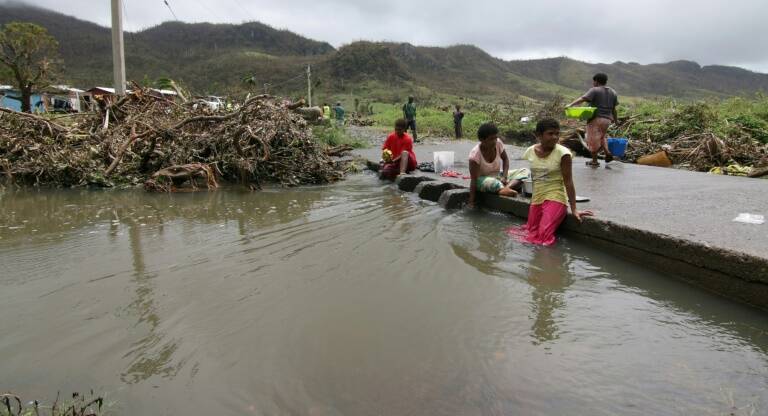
[[2, 2, 767, 100]]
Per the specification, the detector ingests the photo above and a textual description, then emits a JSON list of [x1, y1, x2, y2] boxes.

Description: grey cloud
[[4, 0, 767, 72]]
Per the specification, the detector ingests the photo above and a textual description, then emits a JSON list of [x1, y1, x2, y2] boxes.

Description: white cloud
[[4, 0, 768, 72]]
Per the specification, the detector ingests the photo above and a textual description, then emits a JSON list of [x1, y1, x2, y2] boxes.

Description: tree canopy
[[0, 22, 60, 111]]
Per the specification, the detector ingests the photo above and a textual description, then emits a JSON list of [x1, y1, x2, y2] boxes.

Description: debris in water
[[732, 213, 765, 224]]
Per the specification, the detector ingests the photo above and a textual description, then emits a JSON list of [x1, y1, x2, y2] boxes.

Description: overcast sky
[[6, 0, 768, 73]]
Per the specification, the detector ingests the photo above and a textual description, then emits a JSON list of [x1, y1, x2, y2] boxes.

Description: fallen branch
[[104, 124, 138, 177], [0, 107, 67, 132], [326, 144, 354, 157], [748, 165, 768, 178]]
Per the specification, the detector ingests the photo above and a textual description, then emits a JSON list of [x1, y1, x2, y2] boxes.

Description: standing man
[[334, 101, 345, 127], [453, 104, 464, 139], [566, 73, 619, 167], [402, 96, 418, 142]]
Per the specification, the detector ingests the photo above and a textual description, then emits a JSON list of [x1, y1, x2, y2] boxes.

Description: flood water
[[1, 173, 767, 415]]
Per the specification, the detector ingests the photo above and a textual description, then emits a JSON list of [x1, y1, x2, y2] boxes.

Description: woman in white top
[[468, 123, 529, 208]]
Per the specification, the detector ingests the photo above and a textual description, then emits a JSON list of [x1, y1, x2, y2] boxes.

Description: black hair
[[477, 122, 499, 140], [395, 118, 408, 129], [535, 118, 560, 135], [593, 73, 608, 85]]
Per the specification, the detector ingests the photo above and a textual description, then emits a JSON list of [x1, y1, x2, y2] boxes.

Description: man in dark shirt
[[567, 73, 619, 167], [402, 96, 417, 142], [453, 105, 464, 139]]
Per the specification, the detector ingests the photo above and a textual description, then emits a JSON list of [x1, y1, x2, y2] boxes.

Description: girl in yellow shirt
[[509, 119, 593, 245]]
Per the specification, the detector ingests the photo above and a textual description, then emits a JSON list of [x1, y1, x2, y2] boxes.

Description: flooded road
[[1, 173, 767, 415]]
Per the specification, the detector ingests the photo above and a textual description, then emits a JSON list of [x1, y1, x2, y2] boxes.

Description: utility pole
[[111, 0, 126, 95], [306, 65, 312, 107]]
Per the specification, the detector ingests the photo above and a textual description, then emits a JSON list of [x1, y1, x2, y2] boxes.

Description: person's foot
[[605, 154, 614, 163], [586, 161, 600, 167]]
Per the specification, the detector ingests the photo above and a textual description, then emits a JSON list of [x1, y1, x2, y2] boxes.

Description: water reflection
[[120, 220, 183, 384], [0, 187, 327, 243], [527, 247, 572, 345], [1, 177, 767, 415]]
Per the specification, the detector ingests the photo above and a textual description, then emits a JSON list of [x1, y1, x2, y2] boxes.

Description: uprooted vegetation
[[554, 97, 768, 176], [0, 86, 348, 190], [613, 99, 768, 173], [1, 391, 106, 416]]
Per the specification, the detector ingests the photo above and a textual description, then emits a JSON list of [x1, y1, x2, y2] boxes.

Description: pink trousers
[[507, 201, 567, 246]]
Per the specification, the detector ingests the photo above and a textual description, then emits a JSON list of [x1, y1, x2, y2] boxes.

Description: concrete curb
[[396, 175, 434, 192], [370, 167, 768, 311]]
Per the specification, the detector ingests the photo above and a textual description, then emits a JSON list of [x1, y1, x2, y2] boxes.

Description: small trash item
[[607, 138, 628, 158], [440, 170, 463, 178], [433, 151, 455, 173], [709, 164, 751, 177], [382, 149, 393, 163], [574, 195, 590, 202], [637, 150, 672, 167], [732, 213, 765, 224], [519, 116, 531, 124], [417, 161, 435, 172]]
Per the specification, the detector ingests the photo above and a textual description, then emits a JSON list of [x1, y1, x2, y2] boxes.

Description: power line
[[189, 0, 225, 22], [265, 72, 306, 89], [163, 0, 178, 20], [228, 0, 258, 23]]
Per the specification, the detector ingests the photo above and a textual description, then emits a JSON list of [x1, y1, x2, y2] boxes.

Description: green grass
[[311, 125, 367, 148], [368, 100, 535, 141]]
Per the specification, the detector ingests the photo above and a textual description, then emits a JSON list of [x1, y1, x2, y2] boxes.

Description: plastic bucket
[[607, 138, 628, 158], [433, 151, 454, 173], [522, 179, 533, 196], [564, 107, 597, 121]]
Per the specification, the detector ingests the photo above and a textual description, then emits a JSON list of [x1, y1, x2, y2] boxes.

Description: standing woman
[[508, 119, 593, 246], [453, 105, 464, 139], [566, 73, 619, 167]]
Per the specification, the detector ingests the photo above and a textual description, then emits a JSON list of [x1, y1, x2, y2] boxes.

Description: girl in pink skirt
[[508, 119, 593, 246]]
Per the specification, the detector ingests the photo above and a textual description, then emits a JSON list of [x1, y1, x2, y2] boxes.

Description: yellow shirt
[[523, 144, 571, 206]]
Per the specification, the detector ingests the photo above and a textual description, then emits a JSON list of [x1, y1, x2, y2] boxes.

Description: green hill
[[2, 2, 768, 101]]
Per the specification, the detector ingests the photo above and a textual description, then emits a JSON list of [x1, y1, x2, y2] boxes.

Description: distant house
[[86, 87, 124, 106], [44, 85, 90, 112], [0, 85, 43, 112], [148, 88, 179, 101], [86, 87, 178, 102], [0, 84, 90, 113]]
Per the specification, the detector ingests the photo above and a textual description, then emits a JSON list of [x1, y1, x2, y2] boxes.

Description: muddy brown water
[[1, 174, 767, 415]]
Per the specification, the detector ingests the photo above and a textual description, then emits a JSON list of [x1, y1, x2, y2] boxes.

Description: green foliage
[[0, 21, 60, 111], [369, 99, 534, 141], [613, 96, 768, 145], [312, 125, 367, 148]]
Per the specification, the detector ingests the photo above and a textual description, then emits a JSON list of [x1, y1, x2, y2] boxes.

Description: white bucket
[[523, 179, 533, 196], [433, 151, 454, 173]]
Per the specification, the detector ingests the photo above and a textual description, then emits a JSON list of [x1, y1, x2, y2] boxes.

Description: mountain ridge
[[2, 2, 767, 100]]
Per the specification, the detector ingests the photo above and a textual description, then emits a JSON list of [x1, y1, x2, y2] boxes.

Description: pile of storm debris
[[0, 86, 349, 191]]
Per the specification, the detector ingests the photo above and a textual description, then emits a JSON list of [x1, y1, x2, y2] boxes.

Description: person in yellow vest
[[322, 102, 331, 125]]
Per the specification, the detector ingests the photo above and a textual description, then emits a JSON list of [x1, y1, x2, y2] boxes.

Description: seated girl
[[379, 118, 417, 180], [508, 118, 593, 246], [468, 122, 529, 208]]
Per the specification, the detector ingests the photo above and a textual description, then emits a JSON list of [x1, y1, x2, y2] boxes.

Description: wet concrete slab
[[355, 141, 768, 309]]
